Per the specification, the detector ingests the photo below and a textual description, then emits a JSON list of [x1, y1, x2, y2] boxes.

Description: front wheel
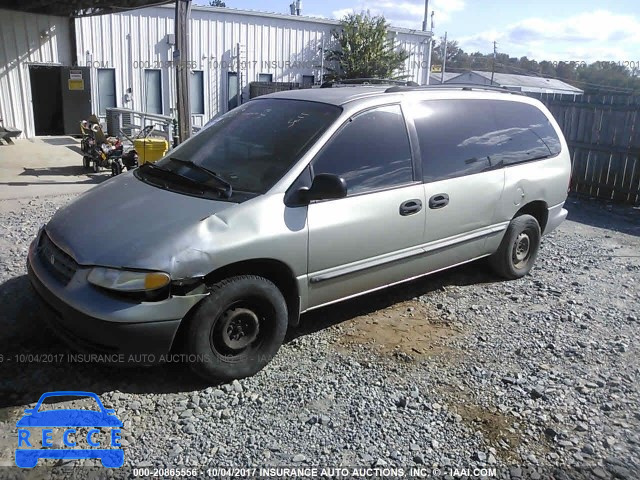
[[111, 162, 122, 177], [185, 275, 288, 382], [489, 214, 541, 279]]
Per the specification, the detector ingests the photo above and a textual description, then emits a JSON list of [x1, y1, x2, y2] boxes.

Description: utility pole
[[424, 9, 434, 85], [175, 0, 192, 144], [236, 42, 242, 108], [422, 0, 429, 31], [490, 40, 497, 84], [440, 31, 447, 84]]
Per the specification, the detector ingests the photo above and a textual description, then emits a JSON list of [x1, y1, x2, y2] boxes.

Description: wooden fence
[[528, 92, 640, 205]]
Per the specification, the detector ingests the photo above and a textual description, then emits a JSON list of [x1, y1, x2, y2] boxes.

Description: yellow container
[[134, 137, 169, 164]]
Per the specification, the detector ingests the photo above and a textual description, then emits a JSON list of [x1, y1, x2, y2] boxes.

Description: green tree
[[324, 12, 409, 81], [432, 38, 467, 69], [209, 0, 226, 6]]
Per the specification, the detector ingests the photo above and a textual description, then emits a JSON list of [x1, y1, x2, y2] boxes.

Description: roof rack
[[320, 78, 419, 88], [384, 83, 525, 95]]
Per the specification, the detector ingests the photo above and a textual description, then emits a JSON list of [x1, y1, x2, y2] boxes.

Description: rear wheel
[[489, 214, 541, 279], [92, 160, 99, 173], [82, 156, 90, 169], [186, 275, 288, 382]]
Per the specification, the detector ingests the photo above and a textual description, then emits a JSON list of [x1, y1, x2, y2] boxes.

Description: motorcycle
[[80, 116, 123, 174]]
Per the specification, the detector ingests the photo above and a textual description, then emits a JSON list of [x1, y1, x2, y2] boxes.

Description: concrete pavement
[[0, 136, 109, 200]]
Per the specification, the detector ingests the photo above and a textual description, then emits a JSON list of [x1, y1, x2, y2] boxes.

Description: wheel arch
[[515, 200, 548, 232], [171, 258, 301, 353]]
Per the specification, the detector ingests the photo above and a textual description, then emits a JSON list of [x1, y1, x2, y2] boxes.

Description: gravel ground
[[0, 193, 638, 480]]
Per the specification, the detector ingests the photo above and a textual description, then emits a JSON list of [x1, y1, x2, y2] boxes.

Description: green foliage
[[209, 0, 226, 6], [325, 12, 409, 81]]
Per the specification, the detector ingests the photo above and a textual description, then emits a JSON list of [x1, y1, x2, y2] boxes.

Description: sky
[[194, 0, 640, 64]]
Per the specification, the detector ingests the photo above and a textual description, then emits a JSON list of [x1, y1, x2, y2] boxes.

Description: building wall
[[75, 6, 431, 127], [0, 6, 429, 137], [0, 9, 72, 138]]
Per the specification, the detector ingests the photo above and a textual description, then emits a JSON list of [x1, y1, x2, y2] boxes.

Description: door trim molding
[[305, 252, 493, 312], [308, 221, 509, 284]]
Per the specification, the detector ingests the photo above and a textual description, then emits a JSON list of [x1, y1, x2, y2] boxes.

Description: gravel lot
[[0, 193, 638, 479]]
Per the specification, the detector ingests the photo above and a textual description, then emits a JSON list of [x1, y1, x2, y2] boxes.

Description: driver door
[[306, 104, 427, 309]]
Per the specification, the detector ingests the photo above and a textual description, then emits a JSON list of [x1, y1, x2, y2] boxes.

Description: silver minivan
[[28, 85, 571, 381]]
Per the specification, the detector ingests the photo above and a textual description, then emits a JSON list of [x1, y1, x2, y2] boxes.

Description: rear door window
[[412, 99, 561, 182], [312, 104, 414, 195]]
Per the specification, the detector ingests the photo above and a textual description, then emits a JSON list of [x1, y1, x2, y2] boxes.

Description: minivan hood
[[46, 173, 235, 272]]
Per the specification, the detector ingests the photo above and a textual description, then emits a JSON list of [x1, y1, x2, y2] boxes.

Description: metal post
[[425, 11, 434, 85], [440, 31, 447, 84], [175, 0, 191, 144], [491, 40, 497, 84], [422, 0, 429, 31], [236, 42, 241, 107], [320, 37, 325, 84]]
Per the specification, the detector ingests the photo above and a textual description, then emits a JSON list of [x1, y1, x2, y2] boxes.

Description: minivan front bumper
[[27, 234, 207, 357]]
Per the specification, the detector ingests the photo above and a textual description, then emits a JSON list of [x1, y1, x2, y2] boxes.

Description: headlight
[[87, 267, 171, 292]]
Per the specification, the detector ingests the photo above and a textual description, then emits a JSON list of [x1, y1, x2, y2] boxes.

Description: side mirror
[[297, 174, 347, 204]]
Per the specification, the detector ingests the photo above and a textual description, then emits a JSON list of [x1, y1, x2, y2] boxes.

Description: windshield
[[149, 99, 342, 198]]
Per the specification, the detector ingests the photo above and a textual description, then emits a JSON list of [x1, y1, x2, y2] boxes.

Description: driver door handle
[[399, 199, 423, 216]]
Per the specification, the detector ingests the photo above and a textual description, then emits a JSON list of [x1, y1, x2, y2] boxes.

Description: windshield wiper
[[139, 162, 212, 194], [169, 157, 233, 198]]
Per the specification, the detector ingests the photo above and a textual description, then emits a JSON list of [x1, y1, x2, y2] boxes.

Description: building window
[[190, 70, 204, 115], [228, 72, 239, 111], [144, 69, 162, 114], [97, 69, 116, 115], [302, 75, 314, 88], [258, 73, 273, 83]]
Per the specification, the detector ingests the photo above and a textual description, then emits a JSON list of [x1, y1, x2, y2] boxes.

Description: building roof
[[429, 72, 460, 84], [451, 70, 583, 93], [186, 5, 432, 37], [1, 0, 172, 17]]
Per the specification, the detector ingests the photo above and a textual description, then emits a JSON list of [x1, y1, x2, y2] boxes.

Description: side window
[[414, 100, 562, 183], [312, 105, 413, 195], [492, 101, 562, 163]]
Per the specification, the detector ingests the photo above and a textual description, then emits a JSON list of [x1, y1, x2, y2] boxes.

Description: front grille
[[38, 232, 78, 285]]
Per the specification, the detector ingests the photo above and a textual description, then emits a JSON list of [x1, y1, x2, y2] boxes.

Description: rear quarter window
[[412, 99, 562, 182]]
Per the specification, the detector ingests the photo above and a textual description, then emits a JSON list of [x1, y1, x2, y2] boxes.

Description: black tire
[[186, 275, 288, 382], [92, 160, 99, 173], [111, 162, 122, 177], [82, 156, 90, 169], [489, 214, 541, 279]]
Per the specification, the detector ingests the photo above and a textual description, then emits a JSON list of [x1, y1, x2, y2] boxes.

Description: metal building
[[0, 5, 432, 138], [446, 71, 583, 95]]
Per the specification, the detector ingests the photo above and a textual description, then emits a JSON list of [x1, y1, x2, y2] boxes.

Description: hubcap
[[513, 232, 531, 268], [219, 307, 260, 350]]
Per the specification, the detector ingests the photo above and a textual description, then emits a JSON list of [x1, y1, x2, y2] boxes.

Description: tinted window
[[413, 99, 562, 182], [312, 105, 413, 195], [153, 99, 341, 195]]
